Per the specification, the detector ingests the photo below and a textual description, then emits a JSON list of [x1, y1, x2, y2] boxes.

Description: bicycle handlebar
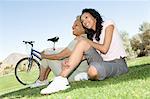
[[23, 41, 35, 47]]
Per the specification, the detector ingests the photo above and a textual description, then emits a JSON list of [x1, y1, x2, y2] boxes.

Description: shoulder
[[102, 20, 115, 28], [68, 38, 78, 45]]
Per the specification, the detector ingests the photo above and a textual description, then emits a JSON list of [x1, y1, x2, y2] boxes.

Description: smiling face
[[81, 12, 96, 31], [72, 19, 85, 36]]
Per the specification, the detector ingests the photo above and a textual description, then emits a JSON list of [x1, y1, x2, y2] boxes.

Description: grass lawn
[[0, 56, 150, 99]]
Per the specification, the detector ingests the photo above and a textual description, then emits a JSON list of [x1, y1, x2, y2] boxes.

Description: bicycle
[[15, 36, 59, 85]]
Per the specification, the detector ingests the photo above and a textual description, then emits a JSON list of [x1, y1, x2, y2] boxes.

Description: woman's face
[[81, 12, 96, 30]]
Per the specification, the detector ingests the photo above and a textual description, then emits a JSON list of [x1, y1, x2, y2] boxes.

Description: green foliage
[[130, 22, 150, 57], [130, 34, 141, 51], [0, 56, 150, 99], [139, 22, 150, 33], [120, 31, 135, 58]]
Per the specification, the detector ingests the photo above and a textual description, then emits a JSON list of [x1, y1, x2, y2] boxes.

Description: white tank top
[[93, 20, 127, 61]]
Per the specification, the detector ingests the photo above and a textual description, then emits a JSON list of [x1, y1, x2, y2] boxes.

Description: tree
[[131, 22, 150, 57], [139, 22, 150, 33], [130, 34, 141, 51], [142, 30, 150, 56], [120, 31, 135, 58]]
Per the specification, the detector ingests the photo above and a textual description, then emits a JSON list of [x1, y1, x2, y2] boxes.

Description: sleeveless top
[[93, 20, 127, 61]]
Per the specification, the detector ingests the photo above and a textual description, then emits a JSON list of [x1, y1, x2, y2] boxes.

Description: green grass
[[0, 56, 150, 99]]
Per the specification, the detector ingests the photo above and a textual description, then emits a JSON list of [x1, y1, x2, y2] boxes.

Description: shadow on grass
[[0, 86, 45, 98], [69, 63, 150, 90], [0, 63, 150, 98]]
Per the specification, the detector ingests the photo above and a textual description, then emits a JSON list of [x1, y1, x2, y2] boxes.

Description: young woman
[[40, 8, 128, 95]]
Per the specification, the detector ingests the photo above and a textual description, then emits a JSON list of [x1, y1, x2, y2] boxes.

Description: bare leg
[[40, 40, 92, 94], [60, 40, 91, 77], [44, 67, 51, 80], [30, 66, 50, 88], [39, 66, 49, 81]]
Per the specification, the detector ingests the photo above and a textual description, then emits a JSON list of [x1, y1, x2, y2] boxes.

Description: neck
[[75, 34, 86, 38], [93, 24, 96, 31], [92, 19, 97, 31]]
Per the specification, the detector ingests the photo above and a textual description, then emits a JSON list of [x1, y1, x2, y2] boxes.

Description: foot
[[74, 72, 89, 81], [40, 76, 70, 95], [29, 79, 49, 88]]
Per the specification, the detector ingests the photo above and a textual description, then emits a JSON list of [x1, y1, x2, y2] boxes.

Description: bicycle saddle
[[47, 36, 59, 42]]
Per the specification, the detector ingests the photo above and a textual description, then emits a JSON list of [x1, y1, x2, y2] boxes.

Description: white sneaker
[[40, 76, 70, 95], [74, 72, 89, 81], [29, 79, 49, 88]]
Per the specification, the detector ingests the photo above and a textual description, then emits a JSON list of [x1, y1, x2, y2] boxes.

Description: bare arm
[[87, 25, 114, 54], [41, 48, 72, 60]]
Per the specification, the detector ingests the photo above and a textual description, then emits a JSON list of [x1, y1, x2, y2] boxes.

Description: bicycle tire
[[15, 57, 40, 85]]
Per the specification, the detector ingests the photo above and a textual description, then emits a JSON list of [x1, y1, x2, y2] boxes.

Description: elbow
[[101, 48, 109, 54], [101, 50, 107, 54]]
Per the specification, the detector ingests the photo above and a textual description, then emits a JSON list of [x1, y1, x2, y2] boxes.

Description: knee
[[88, 66, 98, 80], [41, 59, 49, 68], [41, 59, 47, 63]]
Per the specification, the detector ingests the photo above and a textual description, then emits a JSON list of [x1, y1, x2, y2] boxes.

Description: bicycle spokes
[[27, 59, 33, 72], [15, 58, 40, 85]]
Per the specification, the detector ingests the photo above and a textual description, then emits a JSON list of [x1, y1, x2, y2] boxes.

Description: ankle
[[38, 79, 44, 81], [60, 72, 68, 78], [38, 79, 47, 82]]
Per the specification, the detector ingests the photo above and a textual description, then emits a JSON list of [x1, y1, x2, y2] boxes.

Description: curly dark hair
[[81, 8, 103, 41]]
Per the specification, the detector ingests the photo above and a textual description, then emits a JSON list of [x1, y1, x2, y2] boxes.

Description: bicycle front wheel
[[15, 57, 40, 85]]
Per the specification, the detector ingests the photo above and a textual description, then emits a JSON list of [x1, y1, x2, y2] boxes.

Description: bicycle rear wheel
[[15, 57, 40, 85]]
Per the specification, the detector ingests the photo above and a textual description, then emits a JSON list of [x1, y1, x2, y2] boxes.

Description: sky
[[0, 0, 150, 61]]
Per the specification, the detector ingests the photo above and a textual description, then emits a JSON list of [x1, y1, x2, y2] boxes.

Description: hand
[[41, 52, 47, 59], [40, 50, 45, 54]]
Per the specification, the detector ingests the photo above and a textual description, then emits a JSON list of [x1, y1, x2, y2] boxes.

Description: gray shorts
[[84, 47, 128, 80]]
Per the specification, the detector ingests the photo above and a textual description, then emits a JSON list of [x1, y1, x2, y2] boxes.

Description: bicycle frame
[[26, 43, 41, 71], [30, 48, 41, 60], [15, 38, 59, 85]]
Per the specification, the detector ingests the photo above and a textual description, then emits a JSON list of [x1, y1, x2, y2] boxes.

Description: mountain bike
[[15, 36, 59, 85]]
